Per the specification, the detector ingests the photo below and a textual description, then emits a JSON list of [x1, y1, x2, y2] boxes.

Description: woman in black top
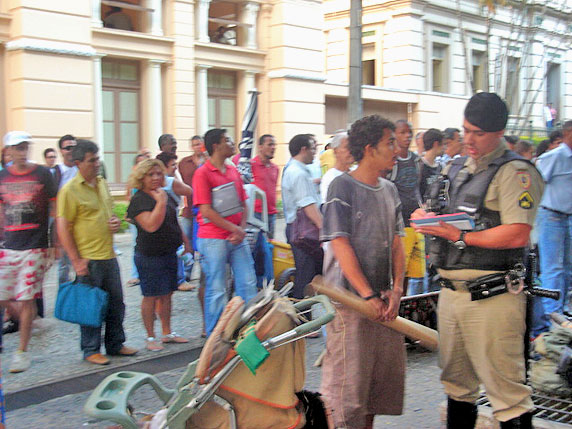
[[127, 159, 191, 351]]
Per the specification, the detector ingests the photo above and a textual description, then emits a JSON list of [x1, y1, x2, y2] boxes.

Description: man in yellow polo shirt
[[57, 140, 137, 365]]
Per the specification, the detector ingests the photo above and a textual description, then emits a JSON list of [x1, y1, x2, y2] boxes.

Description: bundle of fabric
[[530, 316, 572, 396]]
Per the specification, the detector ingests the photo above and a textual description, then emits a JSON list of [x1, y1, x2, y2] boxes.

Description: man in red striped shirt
[[0, 131, 57, 373]]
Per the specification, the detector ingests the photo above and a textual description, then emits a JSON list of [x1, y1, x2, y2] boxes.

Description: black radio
[[424, 176, 450, 214]]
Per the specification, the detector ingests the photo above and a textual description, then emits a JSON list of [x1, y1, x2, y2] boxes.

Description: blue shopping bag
[[54, 280, 109, 328]]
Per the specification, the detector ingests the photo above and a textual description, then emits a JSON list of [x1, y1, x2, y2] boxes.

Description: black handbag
[[291, 208, 320, 254]]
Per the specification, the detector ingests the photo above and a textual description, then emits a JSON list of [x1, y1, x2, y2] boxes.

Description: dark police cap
[[464, 92, 508, 132]]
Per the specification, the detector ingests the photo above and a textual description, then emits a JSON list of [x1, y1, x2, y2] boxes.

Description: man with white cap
[[0, 132, 57, 373]]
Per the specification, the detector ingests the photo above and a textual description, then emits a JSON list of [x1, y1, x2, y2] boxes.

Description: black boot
[[500, 412, 533, 429], [447, 397, 478, 429]]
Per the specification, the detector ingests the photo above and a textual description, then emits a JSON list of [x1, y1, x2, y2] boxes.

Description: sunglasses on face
[[62, 146, 76, 151]]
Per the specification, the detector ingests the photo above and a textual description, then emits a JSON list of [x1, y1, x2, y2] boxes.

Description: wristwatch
[[453, 231, 467, 250]]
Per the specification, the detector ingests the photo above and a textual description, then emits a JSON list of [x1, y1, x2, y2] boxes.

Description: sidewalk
[[1, 232, 206, 393], [1, 216, 293, 391], [2, 224, 446, 428]]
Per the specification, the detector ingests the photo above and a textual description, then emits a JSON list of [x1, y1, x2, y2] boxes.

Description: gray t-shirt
[[321, 173, 405, 295]]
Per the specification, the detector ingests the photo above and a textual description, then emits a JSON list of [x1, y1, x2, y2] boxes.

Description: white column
[[244, 70, 256, 96], [148, 0, 163, 36], [93, 54, 106, 150], [196, 0, 211, 42], [92, 0, 102, 27], [196, 65, 211, 135], [240, 2, 260, 49], [148, 60, 165, 145]]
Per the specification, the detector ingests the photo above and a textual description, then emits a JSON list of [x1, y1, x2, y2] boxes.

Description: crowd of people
[[0, 129, 279, 371], [0, 91, 570, 428]]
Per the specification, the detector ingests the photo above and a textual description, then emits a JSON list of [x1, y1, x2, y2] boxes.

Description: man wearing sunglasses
[[53, 135, 78, 287], [54, 134, 78, 190]]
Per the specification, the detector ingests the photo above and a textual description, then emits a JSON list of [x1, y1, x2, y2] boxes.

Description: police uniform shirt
[[439, 142, 544, 282]]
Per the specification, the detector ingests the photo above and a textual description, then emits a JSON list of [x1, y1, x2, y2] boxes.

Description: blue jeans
[[254, 212, 276, 240], [180, 216, 194, 245], [179, 216, 195, 279], [532, 207, 572, 336], [77, 259, 126, 358], [408, 278, 425, 295], [197, 238, 257, 336]]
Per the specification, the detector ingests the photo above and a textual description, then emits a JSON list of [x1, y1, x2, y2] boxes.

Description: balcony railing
[[96, 0, 163, 36]]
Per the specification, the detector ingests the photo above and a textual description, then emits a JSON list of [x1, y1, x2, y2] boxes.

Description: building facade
[[0, 0, 570, 185], [323, 0, 571, 135]]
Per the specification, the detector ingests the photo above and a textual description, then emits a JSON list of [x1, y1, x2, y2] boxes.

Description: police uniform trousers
[[438, 283, 534, 422]]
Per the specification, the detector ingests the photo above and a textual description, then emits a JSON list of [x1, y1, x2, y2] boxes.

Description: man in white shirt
[[54, 134, 78, 286], [282, 134, 323, 300], [320, 131, 354, 203]]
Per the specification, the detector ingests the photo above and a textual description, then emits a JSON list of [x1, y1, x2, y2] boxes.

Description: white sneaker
[[10, 350, 31, 373]]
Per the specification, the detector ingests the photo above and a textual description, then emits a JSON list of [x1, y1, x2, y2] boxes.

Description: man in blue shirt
[[533, 120, 572, 335], [281, 134, 322, 300]]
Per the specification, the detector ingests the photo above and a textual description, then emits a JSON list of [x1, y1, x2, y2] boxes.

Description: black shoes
[[447, 397, 478, 429], [3, 319, 19, 334], [500, 412, 533, 429]]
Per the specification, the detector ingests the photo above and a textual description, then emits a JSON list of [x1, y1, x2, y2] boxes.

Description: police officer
[[412, 92, 543, 429]]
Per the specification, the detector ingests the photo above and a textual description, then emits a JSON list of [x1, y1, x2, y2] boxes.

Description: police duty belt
[[440, 264, 560, 302]]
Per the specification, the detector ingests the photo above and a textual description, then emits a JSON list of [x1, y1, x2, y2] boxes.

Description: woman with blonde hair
[[127, 159, 190, 351]]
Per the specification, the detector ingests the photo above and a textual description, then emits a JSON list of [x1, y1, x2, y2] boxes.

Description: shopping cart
[[84, 287, 334, 428]]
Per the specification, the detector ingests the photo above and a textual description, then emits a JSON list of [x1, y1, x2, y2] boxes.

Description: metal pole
[[347, 0, 363, 125]]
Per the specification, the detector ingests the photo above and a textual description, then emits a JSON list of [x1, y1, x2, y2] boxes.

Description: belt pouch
[[466, 273, 507, 301]]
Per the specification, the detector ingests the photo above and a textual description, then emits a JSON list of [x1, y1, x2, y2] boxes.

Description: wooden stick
[[310, 275, 439, 351]]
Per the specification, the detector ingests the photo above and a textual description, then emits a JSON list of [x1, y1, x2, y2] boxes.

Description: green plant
[[112, 202, 129, 233]]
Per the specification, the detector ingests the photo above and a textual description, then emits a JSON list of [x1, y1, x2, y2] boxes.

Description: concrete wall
[[265, 0, 326, 166], [4, 1, 94, 161]]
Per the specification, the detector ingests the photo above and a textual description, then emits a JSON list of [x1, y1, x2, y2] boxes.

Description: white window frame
[[426, 27, 452, 94]]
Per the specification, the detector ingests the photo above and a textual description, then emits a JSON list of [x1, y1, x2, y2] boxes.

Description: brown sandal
[[162, 332, 189, 343], [146, 337, 164, 351]]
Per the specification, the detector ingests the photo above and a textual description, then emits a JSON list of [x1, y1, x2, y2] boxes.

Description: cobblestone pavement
[[6, 339, 443, 428], [3, 224, 446, 428]]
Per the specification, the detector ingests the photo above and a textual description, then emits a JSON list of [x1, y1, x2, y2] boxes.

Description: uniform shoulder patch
[[516, 171, 531, 189], [518, 191, 534, 209]]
